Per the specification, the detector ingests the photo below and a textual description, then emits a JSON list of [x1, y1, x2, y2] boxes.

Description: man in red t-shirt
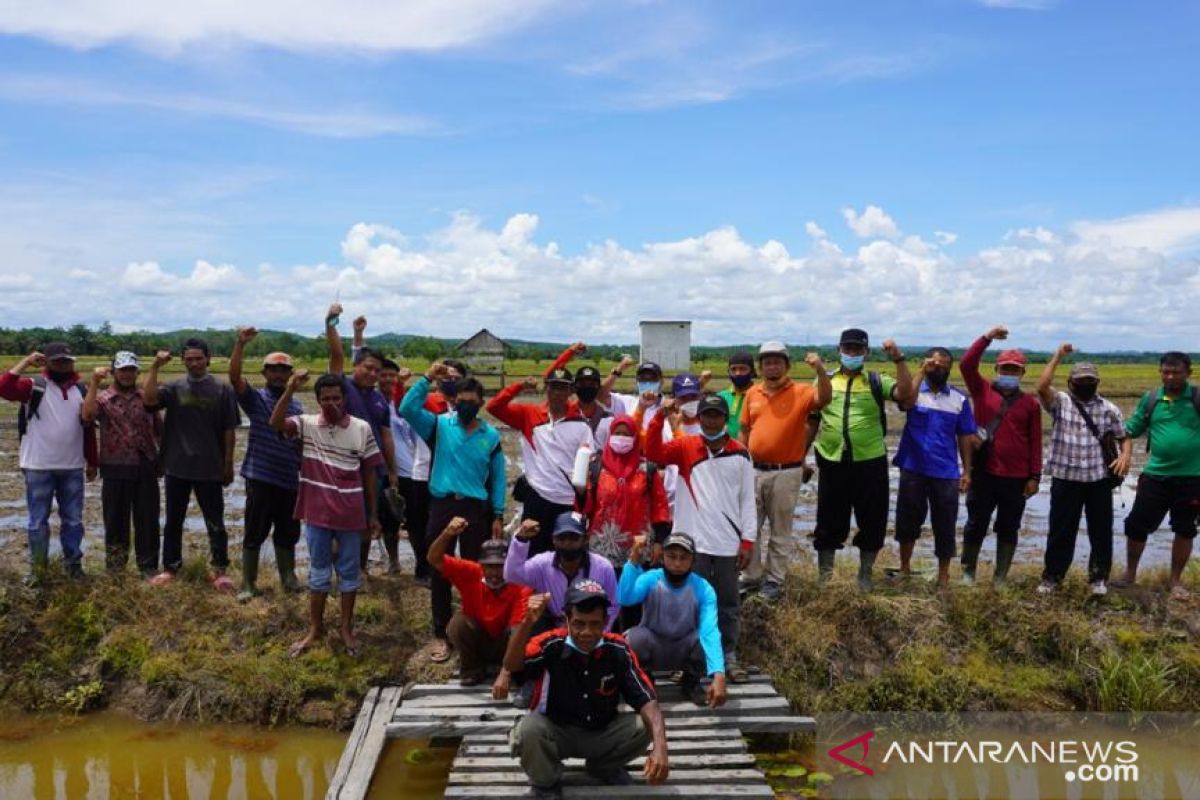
[[429, 517, 531, 695]]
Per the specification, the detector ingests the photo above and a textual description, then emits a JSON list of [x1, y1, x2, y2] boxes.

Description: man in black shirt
[[505, 579, 669, 799]]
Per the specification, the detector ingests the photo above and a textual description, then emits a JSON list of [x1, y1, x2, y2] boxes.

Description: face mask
[[47, 369, 73, 385], [637, 381, 661, 396], [1071, 382, 1098, 401], [609, 435, 636, 454], [556, 546, 584, 563], [840, 354, 865, 371], [440, 379, 459, 397], [702, 428, 727, 441], [575, 385, 600, 403], [925, 368, 949, 387], [455, 400, 480, 423], [994, 375, 1021, 391], [680, 400, 699, 417], [730, 373, 753, 389], [665, 568, 690, 586]]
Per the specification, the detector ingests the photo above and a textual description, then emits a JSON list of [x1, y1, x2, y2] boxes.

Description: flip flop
[[430, 641, 453, 663]]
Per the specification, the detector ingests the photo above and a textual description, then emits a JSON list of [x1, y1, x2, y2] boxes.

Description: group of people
[[3, 309, 1197, 796]]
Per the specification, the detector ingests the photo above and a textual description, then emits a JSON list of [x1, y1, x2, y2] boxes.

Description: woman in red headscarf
[[579, 415, 671, 627]]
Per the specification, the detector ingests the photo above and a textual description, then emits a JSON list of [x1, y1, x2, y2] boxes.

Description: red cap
[[996, 349, 1026, 367]]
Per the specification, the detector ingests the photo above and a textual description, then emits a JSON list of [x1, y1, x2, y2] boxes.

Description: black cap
[[42, 342, 75, 362], [728, 352, 754, 369], [479, 539, 508, 566], [574, 366, 602, 382], [663, 532, 696, 553], [636, 361, 662, 378], [565, 577, 610, 608], [552, 510, 587, 538], [546, 367, 574, 384], [697, 394, 729, 417], [840, 328, 869, 347]]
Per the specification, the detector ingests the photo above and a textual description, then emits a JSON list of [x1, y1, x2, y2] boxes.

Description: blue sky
[[0, 0, 1197, 349]]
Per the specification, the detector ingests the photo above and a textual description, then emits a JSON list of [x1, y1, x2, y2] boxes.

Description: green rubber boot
[[237, 547, 260, 603], [857, 549, 878, 592], [275, 545, 302, 593], [817, 549, 836, 584], [960, 541, 982, 586], [993, 541, 1017, 585]]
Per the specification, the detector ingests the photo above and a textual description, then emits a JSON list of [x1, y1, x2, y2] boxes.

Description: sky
[[0, 0, 1197, 350]]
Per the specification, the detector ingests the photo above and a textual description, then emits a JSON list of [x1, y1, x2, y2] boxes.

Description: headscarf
[[601, 415, 642, 481]]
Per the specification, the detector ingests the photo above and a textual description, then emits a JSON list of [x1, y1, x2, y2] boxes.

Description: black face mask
[[729, 373, 753, 389], [556, 546, 584, 563], [1070, 382, 1098, 401], [575, 385, 600, 403], [455, 400, 480, 423], [925, 368, 949, 387], [441, 379, 459, 397], [47, 369, 73, 385]]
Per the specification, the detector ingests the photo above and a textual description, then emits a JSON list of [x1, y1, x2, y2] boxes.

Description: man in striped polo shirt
[[229, 326, 303, 600], [270, 371, 382, 658]]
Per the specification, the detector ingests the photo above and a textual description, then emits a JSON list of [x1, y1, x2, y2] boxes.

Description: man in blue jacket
[[618, 532, 728, 707]]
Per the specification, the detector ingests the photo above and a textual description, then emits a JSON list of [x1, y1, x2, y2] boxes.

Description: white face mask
[[680, 400, 700, 417], [609, 435, 636, 454]]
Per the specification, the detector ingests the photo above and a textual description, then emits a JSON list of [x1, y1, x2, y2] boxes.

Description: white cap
[[113, 351, 140, 370], [758, 340, 789, 361]]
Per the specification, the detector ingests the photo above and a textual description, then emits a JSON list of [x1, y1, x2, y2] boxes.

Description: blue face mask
[[702, 428, 727, 441], [637, 381, 661, 395], [994, 375, 1021, 391], [840, 353, 865, 371]]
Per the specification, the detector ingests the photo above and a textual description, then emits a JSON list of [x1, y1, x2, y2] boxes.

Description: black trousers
[[519, 484, 573, 558], [407, 479, 432, 579], [100, 459, 160, 575], [162, 475, 228, 572], [962, 472, 1027, 547], [428, 496, 492, 639], [360, 474, 403, 569], [894, 469, 960, 560], [1043, 477, 1113, 584], [243, 478, 300, 550], [813, 454, 889, 552], [1124, 473, 1200, 541]]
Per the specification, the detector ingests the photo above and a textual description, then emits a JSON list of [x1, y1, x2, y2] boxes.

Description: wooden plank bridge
[[327, 670, 814, 800]]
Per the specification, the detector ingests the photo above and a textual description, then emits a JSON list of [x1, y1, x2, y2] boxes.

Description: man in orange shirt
[[429, 516, 531, 696], [738, 342, 832, 601]]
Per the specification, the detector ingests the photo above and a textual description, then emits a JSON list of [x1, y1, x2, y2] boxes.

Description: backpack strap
[[868, 371, 887, 436], [1141, 389, 1159, 453], [16, 375, 48, 440]]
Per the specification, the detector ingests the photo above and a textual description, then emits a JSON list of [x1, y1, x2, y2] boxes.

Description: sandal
[[726, 663, 750, 684], [430, 640, 453, 663]]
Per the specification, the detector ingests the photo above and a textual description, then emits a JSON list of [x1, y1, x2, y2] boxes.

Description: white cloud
[[0, 0, 559, 54], [842, 205, 901, 239], [0, 74, 439, 138], [934, 230, 958, 245], [1072, 207, 1200, 254], [120, 260, 244, 295], [805, 221, 828, 239]]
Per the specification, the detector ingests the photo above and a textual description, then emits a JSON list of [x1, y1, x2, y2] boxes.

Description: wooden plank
[[447, 768, 766, 786], [326, 686, 379, 799], [459, 738, 746, 757], [326, 686, 404, 800], [444, 784, 775, 798], [449, 753, 756, 772], [399, 685, 777, 709], [402, 676, 772, 700], [384, 714, 814, 738], [392, 697, 790, 721], [460, 727, 737, 744]]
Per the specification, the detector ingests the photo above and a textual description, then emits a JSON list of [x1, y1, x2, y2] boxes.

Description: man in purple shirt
[[504, 511, 618, 633]]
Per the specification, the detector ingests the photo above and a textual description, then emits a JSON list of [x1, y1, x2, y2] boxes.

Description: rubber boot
[[817, 549, 836, 584], [237, 547, 260, 603], [993, 541, 1017, 585], [960, 541, 982, 586], [857, 549, 878, 592], [275, 544, 302, 593]]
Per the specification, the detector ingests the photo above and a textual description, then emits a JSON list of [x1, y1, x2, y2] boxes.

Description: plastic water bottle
[[571, 441, 592, 489]]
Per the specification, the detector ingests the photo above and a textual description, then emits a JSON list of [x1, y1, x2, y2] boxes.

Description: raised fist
[[236, 326, 258, 344], [153, 350, 172, 368], [985, 326, 1009, 342]]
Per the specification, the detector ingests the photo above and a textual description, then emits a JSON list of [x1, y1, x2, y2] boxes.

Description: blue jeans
[[23, 468, 85, 569], [305, 524, 361, 593]]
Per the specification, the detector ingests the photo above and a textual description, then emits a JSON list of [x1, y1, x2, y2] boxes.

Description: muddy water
[[0, 713, 453, 799]]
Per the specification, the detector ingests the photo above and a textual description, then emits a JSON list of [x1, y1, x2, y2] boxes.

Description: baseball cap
[[728, 351, 755, 369], [663, 532, 696, 554], [112, 351, 139, 370], [43, 342, 75, 362], [1069, 362, 1100, 381], [574, 366, 602, 382], [672, 373, 701, 398], [839, 329, 870, 347], [565, 577, 610, 608], [697, 395, 729, 417], [263, 352, 294, 368], [552, 510, 587, 538], [546, 367, 574, 384], [996, 349, 1027, 367], [636, 361, 662, 378], [758, 341, 789, 361], [479, 539, 508, 566]]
